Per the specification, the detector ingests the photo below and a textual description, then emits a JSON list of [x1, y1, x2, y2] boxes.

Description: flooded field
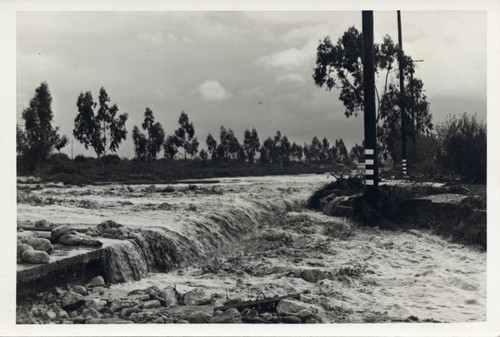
[[16, 174, 486, 323]]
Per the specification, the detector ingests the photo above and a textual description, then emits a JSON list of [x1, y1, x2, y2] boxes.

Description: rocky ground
[[16, 209, 484, 324]]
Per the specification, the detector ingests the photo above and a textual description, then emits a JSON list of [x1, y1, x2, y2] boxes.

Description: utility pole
[[362, 10, 378, 197], [397, 10, 407, 177]]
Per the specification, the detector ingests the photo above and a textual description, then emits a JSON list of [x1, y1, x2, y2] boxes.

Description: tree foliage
[[436, 113, 486, 183], [313, 27, 433, 164], [243, 128, 260, 163], [166, 111, 198, 161], [18, 82, 64, 171], [73, 87, 128, 170], [133, 108, 165, 161]]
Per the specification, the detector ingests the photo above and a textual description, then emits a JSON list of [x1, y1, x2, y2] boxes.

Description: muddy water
[[16, 174, 486, 323]]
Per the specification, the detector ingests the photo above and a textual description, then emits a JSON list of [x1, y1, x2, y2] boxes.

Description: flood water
[[17, 174, 486, 323]]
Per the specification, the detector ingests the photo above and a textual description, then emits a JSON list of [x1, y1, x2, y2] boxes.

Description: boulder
[[17, 243, 33, 258], [61, 291, 85, 310], [58, 233, 102, 247], [51, 225, 71, 243], [85, 299, 106, 312], [21, 250, 50, 264], [72, 285, 88, 296], [28, 238, 54, 253], [282, 315, 302, 324], [58, 310, 69, 319], [161, 287, 180, 307], [97, 220, 129, 238], [35, 219, 53, 229], [208, 308, 242, 323], [86, 276, 105, 288], [183, 288, 209, 305], [276, 299, 310, 316], [295, 309, 314, 321], [188, 311, 212, 323], [142, 300, 161, 310], [301, 269, 326, 283]]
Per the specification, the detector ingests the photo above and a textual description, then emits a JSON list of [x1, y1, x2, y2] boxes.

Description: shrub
[[74, 155, 87, 163], [436, 113, 486, 183]]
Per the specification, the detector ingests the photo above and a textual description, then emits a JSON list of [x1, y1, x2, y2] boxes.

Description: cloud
[[256, 41, 317, 71], [137, 31, 163, 45], [198, 80, 231, 101], [276, 73, 306, 85]]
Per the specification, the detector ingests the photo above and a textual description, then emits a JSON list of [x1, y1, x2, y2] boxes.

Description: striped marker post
[[365, 148, 376, 186], [402, 159, 407, 177]]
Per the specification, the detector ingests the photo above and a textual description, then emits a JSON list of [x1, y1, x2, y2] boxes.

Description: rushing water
[[16, 174, 486, 322]]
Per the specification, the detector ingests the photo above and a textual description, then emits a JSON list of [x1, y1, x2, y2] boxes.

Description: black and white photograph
[[2, 1, 500, 336]]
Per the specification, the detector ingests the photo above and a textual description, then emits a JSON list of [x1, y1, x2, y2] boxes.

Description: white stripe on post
[[366, 169, 374, 175], [365, 149, 374, 155], [365, 159, 374, 165], [365, 179, 374, 185]]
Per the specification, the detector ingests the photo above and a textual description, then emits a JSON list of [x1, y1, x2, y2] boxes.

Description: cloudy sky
[[17, 11, 486, 159]]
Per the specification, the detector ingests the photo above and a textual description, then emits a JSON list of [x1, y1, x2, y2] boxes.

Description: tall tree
[[206, 133, 218, 160], [133, 108, 165, 161], [73, 87, 128, 172], [18, 82, 63, 171], [243, 128, 260, 164], [313, 28, 432, 157], [291, 142, 303, 162], [280, 135, 292, 166], [163, 135, 179, 159], [173, 111, 197, 161]]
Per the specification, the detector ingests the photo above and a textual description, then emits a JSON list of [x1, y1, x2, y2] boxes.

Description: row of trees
[[16, 82, 357, 175], [313, 27, 433, 167]]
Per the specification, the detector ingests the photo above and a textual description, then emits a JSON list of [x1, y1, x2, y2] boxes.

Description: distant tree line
[[17, 82, 485, 183]]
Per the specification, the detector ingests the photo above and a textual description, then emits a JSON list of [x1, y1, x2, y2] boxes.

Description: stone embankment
[[312, 178, 486, 249]]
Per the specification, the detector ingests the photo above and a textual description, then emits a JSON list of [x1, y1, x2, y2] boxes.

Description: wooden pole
[[362, 11, 378, 195], [398, 10, 407, 177]]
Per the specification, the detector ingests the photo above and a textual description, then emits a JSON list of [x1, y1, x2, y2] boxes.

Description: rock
[[17, 243, 33, 258], [177, 319, 189, 323], [295, 309, 314, 321], [153, 317, 164, 324], [61, 291, 85, 310], [51, 225, 71, 242], [35, 219, 53, 229], [97, 220, 129, 239], [58, 233, 102, 247], [259, 312, 273, 321], [86, 276, 105, 287], [208, 308, 242, 323], [27, 238, 54, 253], [183, 288, 209, 305], [188, 311, 212, 323], [241, 308, 258, 317], [86, 317, 104, 324], [21, 250, 50, 264], [276, 299, 310, 316], [301, 269, 326, 283], [161, 287, 179, 307], [46, 310, 57, 320], [72, 316, 85, 324], [85, 299, 105, 312], [243, 316, 267, 323], [54, 286, 67, 298], [72, 285, 88, 296], [58, 310, 69, 319], [282, 315, 302, 324], [143, 300, 161, 309], [87, 308, 102, 319]]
